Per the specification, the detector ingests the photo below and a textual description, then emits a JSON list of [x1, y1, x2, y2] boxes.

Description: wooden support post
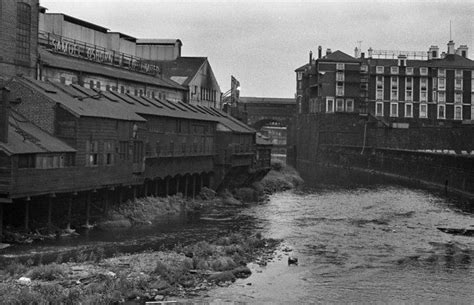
[[184, 175, 189, 198], [200, 174, 204, 190], [154, 180, 159, 197], [192, 175, 196, 199], [104, 189, 109, 215], [0, 202, 3, 243], [176, 178, 180, 195], [165, 178, 169, 196], [132, 186, 137, 201], [144, 182, 149, 198], [24, 200, 30, 231], [118, 187, 123, 204], [47, 196, 53, 231], [85, 192, 91, 228], [66, 197, 73, 231]]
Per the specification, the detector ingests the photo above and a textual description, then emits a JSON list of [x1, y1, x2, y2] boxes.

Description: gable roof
[[159, 57, 208, 87], [0, 110, 76, 155], [295, 63, 309, 72], [320, 50, 360, 63]]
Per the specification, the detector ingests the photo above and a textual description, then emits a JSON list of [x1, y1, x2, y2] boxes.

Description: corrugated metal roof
[[0, 111, 76, 155], [20, 77, 146, 122], [39, 49, 185, 91]]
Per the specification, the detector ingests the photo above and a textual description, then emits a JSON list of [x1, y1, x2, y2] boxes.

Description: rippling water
[[206, 185, 474, 304]]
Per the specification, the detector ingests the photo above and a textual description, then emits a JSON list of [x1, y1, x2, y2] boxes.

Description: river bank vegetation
[[0, 161, 303, 303]]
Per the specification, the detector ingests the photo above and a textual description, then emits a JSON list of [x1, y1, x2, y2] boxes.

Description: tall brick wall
[[0, 0, 39, 78]]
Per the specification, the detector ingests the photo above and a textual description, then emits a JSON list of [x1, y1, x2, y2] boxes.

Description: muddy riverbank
[[0, 162, 303, 303]]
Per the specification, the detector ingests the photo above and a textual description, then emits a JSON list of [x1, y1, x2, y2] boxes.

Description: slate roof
[[158, 57, 208, 87], [320, 50, 360, 62], [428, 54, 474, 68], [39, 49, 185, 91], [239, 97, 295, 104], [20, 77, 146, 122], [295, 63, 309, 72], [0, 110, 76, 155]]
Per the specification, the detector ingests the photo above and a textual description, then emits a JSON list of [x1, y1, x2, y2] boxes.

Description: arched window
[[16, 2, 31, 63]]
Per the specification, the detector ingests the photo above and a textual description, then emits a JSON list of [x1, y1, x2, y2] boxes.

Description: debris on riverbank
[[257, 159, 304, 194], [0, 232, 280, 303]]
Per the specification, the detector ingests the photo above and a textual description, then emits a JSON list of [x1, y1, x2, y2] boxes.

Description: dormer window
[[391, 67, 399, 74], [398, 59, 406, 67], [420, 67, 428, 76], [376, 66, 384, 74], [406, 67, 414, 75]]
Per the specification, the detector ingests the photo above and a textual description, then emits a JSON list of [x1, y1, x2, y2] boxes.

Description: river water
[[1, 184, 473, 303], [205, 185, 474, 304]]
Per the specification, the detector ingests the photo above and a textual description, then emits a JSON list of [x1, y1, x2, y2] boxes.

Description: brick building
[[0, 0, 39, 78], [296, 41, 474, 125]]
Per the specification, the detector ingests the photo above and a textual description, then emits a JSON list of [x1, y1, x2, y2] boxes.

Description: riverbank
[[0, 161, 303, 303]]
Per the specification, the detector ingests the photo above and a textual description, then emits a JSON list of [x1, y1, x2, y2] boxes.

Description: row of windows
[[16, 2, 31, 60], [373, 66, 428, 75], [325, 98, 354, 113], [374, 102, 474, 120], [85, 140, 115, 167], [18, 153, 75, 169]]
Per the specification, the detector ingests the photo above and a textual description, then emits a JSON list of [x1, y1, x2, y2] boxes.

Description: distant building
[[296, 41, 474, 124], [158, 57, 221, 108]]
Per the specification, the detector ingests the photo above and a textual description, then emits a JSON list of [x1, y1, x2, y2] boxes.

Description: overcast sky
[[40, 0, 473, 98]]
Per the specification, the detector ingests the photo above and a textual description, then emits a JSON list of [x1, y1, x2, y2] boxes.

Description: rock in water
[[288, 256, 298, 265]]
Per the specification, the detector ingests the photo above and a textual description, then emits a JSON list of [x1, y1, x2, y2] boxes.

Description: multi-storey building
[[296, 41, 474, 124]]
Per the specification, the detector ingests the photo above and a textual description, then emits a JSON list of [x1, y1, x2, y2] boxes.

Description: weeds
[[27, 263, 66, 281]]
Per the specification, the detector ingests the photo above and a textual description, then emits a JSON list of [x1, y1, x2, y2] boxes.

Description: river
[[1, 183, 473, 303], [204, 185, 474, 304]]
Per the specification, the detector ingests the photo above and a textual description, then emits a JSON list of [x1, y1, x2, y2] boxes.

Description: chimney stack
[[354, 47, 360, 58], [456, 45, 468, 58], [309, 50, 313, 64], [326, 48, 332, 56], [0, 85, 10, 143], [318, 46, 322, 59], [447, 40, 455, 55]]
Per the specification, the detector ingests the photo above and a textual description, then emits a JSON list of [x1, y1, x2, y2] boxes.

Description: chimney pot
[[318, 46, 322, 59]]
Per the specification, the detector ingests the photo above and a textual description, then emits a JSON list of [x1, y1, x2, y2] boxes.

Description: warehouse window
[[118, 141, 129, 160], [104, 141, 115, 165], [86, 140, 99, 166], [16, 2, 31, 62], [419, 104, 428, 118], [326, 97, 334, 113], [18, 154, 35, 168], [375, 101, 384, 116]]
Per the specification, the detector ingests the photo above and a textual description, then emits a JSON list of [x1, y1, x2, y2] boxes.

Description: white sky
[[39, 0, 474, 98]]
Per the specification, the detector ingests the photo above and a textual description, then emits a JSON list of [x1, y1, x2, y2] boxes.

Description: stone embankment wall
[[288, 113, 474, 198]]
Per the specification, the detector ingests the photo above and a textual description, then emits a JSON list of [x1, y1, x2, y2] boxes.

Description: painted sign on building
[[42, 32, 160, 75]]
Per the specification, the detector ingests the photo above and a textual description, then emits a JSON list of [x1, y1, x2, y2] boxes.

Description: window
[[118, 141, 128, 160], [336, 98, 344, 112], [405, 103, 413, 118], [406, 90, 413, 101], [104, 141, 115, 165], [455, 69, 463, 78], [18, 154, 35, 168], [376, 66, 384, 74], [455, 92, 463, 104], [391, 66, 399, 74], [376, 89, 384, 100], [437, 104, 446, 119], [326, 97, 334, 113], [398, 59, 406, 67], [336, 63, 345, 70], [86, 140, 99, 166], [297, 72, 303, 80], [376, 76, 384, 88], [438, 91, 445, 103], [105, 84, 110, 91], [390, 102, 398, 117], [360, 65, 368, 72], [181, 137, 187, 154], [420, 67, 428, 75], [420, 92, 427, 102], [406, 67, 414, 75], [89, 80, 94, 89], [455, 79, 463, 90], [438, 69, 446, 77], [336, 83, 344, 96], [120, 86, 125, 94], [16, 3, 31, 62], [346, 99, 354, 112], [336, 72, 344, 81], [391, 90, 398, 101], [432, 90, 437, 102], [155, 141, 161, 156], [432, 77, 437, 90], [454, 105, 462, 120], [96, 81, 101, 91], [438, 78, 446, 90], [420, 103, 428, 118], [420, 78, 428, 90], [375, 101, 384, 116], [405, 77, 413, 101]]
